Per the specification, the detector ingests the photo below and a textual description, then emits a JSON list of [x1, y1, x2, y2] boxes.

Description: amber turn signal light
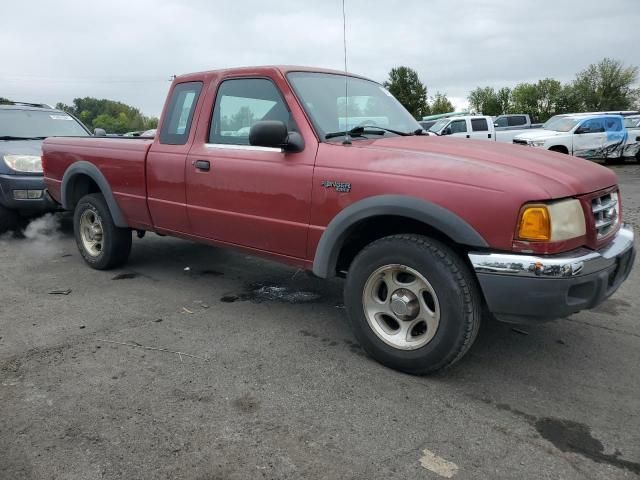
[[517, 205, 551, 241]]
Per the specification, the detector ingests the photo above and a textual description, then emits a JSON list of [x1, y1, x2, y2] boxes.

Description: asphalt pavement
[[1, 164, 639, 480]]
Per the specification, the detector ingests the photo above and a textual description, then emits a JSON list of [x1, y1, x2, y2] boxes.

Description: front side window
[[580, 118, 605, 133], [450, 119, 467, 134], [287, 72, 420, 140], [209, 78, 292, 145], [471, 118, 488, 132], [159, 81, 203, 145], [508, 115, 527, 126], [494, 116, 508, 127]]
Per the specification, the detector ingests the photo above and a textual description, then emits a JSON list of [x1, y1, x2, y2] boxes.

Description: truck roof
[[174, 65, 371, 82]]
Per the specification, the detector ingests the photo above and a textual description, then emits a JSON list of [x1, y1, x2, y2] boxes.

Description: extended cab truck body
[[43, 66, 635, 374], [513, 114, 640, 161]]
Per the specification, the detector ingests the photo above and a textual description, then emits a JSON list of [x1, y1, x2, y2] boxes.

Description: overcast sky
[[1, 0, 638, 117]]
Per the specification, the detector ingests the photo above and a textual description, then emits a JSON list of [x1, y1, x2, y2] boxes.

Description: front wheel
[[74, 193, 131, 270], [344, 234, 482, 375]]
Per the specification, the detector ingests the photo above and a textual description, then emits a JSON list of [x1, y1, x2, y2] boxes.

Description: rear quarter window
[[159, 81, 203, 145]]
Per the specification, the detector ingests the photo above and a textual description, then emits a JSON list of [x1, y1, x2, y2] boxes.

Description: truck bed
[[43, 136, 154, 229]]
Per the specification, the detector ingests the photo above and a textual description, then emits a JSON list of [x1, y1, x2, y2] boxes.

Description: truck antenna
[[341, 0, 351, 145]]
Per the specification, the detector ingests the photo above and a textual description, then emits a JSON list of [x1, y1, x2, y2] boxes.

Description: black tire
[[549, 146, 568, 155], [73, 193, 131, 270], [344, 234, 482, 375], [0, 204, 20, 233]]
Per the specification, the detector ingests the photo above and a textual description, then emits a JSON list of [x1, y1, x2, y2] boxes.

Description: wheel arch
[[312, 195, 488, 278], [61, 161, 128, 227], [549, 145, 569, 154]]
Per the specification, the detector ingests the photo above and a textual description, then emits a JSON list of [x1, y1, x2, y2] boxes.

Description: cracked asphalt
[[1, 164, 639, 479]]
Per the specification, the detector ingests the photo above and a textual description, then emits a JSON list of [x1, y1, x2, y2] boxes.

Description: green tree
[[56, 97, 157, 134], [0, 97, 12, 105], [429, 92, 454, 115], [467, 87, 502, 116], [383, 67, 429, 119], [572, 58, 639, 111], [496, 87, 512, 115]]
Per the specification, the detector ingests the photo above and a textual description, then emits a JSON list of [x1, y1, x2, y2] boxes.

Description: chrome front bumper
[[468, 225, 634, 278], [467, 225, 635, 323]]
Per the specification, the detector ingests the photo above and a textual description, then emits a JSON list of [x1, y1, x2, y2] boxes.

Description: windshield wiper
[[0, 136, 46, 140], [325, 125, 413, 140]]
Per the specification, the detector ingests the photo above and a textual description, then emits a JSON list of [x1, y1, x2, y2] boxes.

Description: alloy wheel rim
[[362, 264, 440, 350], [79, 209, 104, 257]]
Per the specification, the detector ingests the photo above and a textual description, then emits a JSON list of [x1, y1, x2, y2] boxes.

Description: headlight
[[527, 140, 546, 147], [517, 199, 586, 242], [3, 154, 43, 173]]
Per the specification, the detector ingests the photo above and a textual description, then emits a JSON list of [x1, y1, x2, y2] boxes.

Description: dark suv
[[0, 102, 91, 231]]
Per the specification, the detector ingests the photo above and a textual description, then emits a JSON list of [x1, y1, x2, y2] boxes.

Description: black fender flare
[[61, 161, 128, 227], [312, 195, 488, 278]]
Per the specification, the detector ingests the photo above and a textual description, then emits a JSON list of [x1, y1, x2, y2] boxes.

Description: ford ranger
[[42, 66, 635, 374]]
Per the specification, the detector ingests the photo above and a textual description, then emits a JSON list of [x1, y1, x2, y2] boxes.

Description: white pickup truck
[[512, 114, 640, 162], [427, 115, 523, 143], [494, 114, 542, 130]]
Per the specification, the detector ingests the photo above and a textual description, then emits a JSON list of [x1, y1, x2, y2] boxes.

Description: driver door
[[448, 119, 469, 138], [572, 118, 606, 158], [185, 77, 315, 259]]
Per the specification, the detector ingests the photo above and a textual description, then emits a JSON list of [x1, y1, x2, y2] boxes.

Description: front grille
[[513, 139, 528, 145], [591, 191, 619, 239]]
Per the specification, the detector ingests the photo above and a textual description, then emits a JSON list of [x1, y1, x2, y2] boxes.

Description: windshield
[[428, 118, 450, 133], [542, 115, 579, 132], [0, 109, 89, 138], [287, 72, 421, 139]]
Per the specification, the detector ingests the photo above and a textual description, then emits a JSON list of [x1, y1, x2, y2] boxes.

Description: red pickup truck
[[43, 66, 635, 374]]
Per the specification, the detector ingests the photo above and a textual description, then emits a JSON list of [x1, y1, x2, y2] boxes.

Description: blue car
[[0, 102, 91, 231]]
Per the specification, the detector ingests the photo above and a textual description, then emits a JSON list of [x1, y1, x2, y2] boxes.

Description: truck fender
[[61, 161, 128, 228], [312, 195, 488, 278]]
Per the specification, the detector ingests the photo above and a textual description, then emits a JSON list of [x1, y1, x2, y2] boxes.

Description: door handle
[[194, 160, 210, 171], [466, 134, 470, 139]]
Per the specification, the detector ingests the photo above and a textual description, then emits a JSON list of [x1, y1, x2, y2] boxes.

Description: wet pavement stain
[[200, 270, 224, 277], [220, 282, 321, 304], [535, 417, 640, 474], [220, 295, 239, 303], [592, 297, 631, 316], [476, 397, 640, 475], [232, 394, 260, 414], [111, 272, 138, 280]]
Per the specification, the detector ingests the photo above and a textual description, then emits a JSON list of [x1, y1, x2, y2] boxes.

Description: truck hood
[[512, 129, 566, 141], [353, 136, 617, 199]]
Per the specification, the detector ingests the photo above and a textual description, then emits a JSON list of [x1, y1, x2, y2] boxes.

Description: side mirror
[[249, 120, 304, 152], [93, 128, 107, 137], [443, 127, 452, 135], [493, 123, 499, 128]]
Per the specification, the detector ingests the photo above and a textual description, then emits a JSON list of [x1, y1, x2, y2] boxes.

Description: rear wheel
[[74, 193, 131, 269], [0, 204, 19, 233], [344, 234, 482, 375]]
